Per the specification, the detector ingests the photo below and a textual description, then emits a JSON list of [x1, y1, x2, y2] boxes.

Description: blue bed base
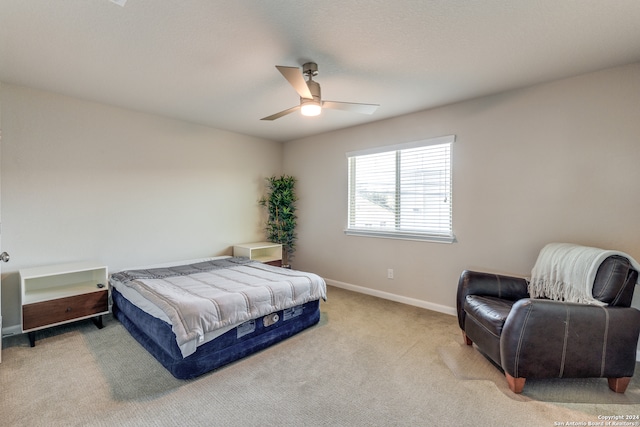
[[111, 288, 321, 379]]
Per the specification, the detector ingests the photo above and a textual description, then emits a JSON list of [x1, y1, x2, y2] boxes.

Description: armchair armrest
[[501, 299, 640, 379], [456, 270, 529, 329]]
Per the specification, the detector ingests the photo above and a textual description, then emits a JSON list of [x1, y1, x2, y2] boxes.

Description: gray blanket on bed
[[111, 257, 256, 282], [110, 258, 327, 358]]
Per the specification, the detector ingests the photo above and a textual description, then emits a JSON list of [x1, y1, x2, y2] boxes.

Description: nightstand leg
[[92, 315, 104, 329], [28, 332, 35, 347]]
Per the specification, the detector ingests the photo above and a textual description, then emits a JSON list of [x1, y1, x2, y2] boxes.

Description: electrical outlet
[[387, 268, 394, 279]]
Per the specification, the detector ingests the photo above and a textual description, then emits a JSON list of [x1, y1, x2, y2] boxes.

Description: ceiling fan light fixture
[[300, 99, 322, 116]]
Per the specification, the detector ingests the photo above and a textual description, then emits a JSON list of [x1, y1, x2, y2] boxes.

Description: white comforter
[[110, 258, 326, 358]]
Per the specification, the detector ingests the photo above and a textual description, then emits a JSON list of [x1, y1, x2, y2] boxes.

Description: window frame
[[345, 135, 456, 243]]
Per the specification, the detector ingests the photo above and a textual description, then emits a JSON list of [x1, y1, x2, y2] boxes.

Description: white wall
[[0, 84, 282, 329], [284, 63, 640, 314], [2, 63, 639, 337]]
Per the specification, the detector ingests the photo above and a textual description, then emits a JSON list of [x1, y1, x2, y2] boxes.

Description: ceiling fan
[[261, 62, 379, 121]]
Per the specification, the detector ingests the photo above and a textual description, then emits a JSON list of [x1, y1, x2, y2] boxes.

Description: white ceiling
[[2, 1, 640, 142]]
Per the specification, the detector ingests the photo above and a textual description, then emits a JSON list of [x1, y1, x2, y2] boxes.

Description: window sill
[[344, 229, 456, 243]]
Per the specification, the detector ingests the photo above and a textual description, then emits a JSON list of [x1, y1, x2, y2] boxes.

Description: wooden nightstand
[[20, 261, 109, 347], [233, 242, 283, 267]]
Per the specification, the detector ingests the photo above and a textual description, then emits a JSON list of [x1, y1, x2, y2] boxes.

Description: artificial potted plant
[[259, 175, 298, 268]]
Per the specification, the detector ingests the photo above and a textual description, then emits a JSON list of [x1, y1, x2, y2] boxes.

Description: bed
[[109, 256, 326, 379]]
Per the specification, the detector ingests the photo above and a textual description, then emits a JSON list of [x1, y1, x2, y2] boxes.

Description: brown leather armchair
[[456, 255, 640, 393]]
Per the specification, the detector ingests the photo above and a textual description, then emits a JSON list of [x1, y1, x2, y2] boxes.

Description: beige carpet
[[438, 343, 640, 404], [1, 286, 639, 426]]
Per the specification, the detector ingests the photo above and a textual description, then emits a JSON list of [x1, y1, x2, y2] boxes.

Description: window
[[346, 135, 455, 243]]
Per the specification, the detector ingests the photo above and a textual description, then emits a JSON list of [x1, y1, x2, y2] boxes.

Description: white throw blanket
[[528, 243, 640, 306]]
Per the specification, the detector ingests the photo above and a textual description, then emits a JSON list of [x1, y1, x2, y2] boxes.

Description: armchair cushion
[[456, 270, 529, 331], [464, 296, 516, 364], [464, 296, 514, 339]]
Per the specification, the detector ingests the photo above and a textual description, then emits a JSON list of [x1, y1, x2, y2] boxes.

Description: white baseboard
[[1, 324, 22, 338], [324, 278, 457, 317]]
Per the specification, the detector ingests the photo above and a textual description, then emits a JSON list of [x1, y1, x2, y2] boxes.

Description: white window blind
[[346, 135, 455, 243]]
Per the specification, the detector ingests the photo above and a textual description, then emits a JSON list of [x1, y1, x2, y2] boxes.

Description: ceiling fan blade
[[276, 66, 313, 99], [260, 105, 300, 121], [322, 101, 379, 115]]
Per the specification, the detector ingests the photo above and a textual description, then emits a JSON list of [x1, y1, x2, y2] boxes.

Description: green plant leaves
[[260, 175, 298, 265]]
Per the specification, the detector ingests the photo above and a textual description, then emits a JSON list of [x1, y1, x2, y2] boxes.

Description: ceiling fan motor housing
[[303, 79, 321, 102], [302, 62, 319, 77]]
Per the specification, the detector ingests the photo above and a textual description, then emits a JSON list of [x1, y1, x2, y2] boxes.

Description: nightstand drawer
[[22, 290, 108, 331]]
